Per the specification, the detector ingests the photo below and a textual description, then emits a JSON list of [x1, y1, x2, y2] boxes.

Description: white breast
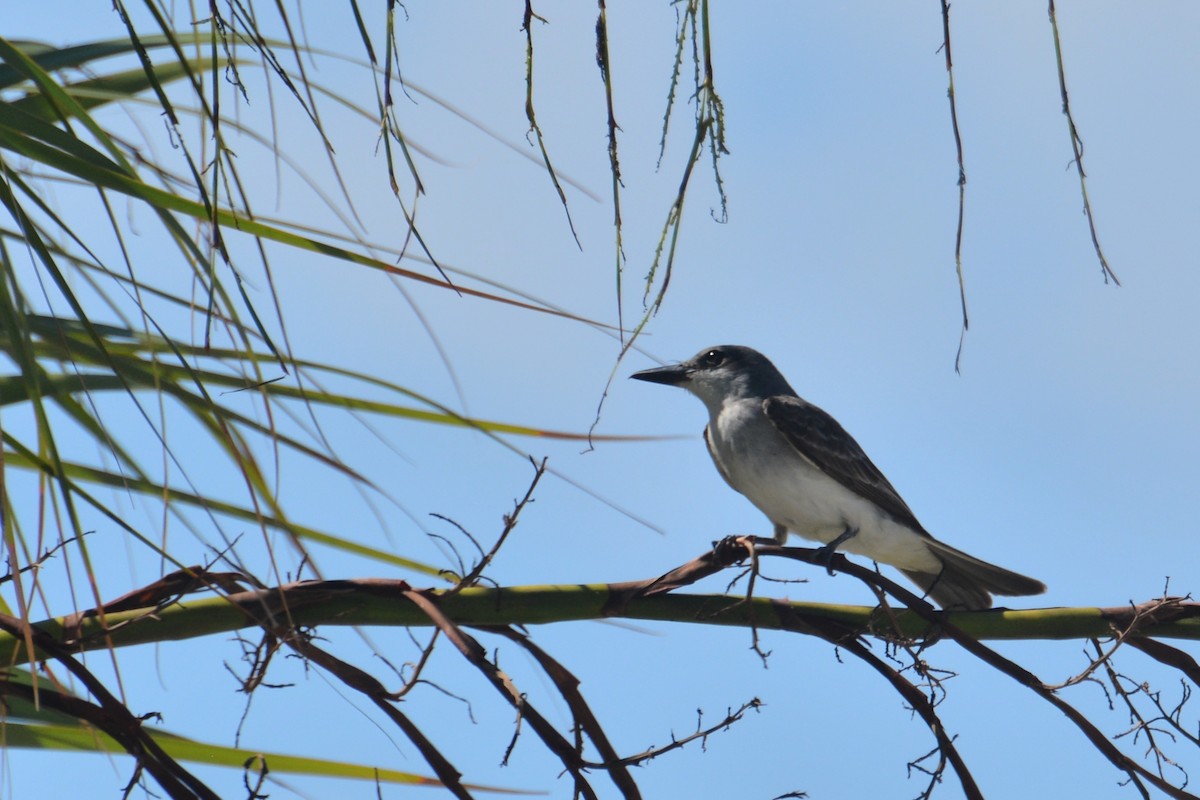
[[707, 400, 940, 572]]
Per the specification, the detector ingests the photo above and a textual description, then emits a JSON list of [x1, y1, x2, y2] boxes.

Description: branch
[[16, 542, 1200, 798], [273, 627, 474, 800], [400, 588, 602, 800], [486, 625, 643, 797], [1047, 0, 1119, 285], [445, 456, 547, 594], [593, 699, 762, 769], [751, 544, 1198, 799], [938, 0, 971, 371], [19, 579, 1200, 669], [0, 614, 219, 800]]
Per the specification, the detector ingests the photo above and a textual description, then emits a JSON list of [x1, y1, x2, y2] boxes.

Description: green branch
[[6, 580, 1198, 666]]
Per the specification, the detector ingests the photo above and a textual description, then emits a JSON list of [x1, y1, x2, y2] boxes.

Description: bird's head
[[630, 345, 796, 412]]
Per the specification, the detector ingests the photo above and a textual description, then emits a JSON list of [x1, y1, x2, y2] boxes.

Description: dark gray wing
[[762, 395, 929, 535]]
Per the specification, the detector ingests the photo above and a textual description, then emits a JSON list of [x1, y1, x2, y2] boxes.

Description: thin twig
[[523, 1, 582, 248], [939, 0, 970, 372], [487, 625, 643, 798], [401, 589, 602, 800], [1045, 598, 1178, 690], [1097, 641, 1189, 787], [594, 0, 627, 342], [756, 544, 1197, 800], [447, 457, 546, 595], [1128, 638, 1200, 688], [592, 699, 762, 768], [0, 532, 88, 585], [1047, 0, 1120, 285], [0, 614, 220, 800], [276, 623, 475, 799]]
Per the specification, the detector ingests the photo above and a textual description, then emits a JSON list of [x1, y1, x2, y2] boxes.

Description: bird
[[630, 344, 1045, 610]]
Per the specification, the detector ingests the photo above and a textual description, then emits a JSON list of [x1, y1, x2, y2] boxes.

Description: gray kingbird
[[631, 345, 1045, 610]]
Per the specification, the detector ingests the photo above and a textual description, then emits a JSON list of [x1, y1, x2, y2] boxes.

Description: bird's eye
[[700, 349, 724, 367]]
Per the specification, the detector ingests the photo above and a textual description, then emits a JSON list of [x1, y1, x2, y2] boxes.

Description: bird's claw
[[813, 544, 838, 575], [711, 535, 751, 566], [813, 526, 858, 576]]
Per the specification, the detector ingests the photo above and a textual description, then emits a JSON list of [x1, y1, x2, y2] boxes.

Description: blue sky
[[5, 2, 1200, 798]]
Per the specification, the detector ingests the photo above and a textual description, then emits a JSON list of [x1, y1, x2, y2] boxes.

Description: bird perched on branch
[[631, 345, 1045, 610]]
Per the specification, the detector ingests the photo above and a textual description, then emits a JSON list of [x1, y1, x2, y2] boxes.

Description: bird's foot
[[813, 526, 858, 575], [711, 535, 750, 566]]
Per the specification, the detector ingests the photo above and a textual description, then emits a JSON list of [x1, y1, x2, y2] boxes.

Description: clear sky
[[5, 2, 1200, 798]]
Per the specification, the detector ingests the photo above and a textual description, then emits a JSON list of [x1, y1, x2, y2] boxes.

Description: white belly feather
[[707, 401, 940, 573]]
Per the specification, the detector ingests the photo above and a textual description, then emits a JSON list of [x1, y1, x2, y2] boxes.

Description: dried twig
[[0, 614, 220, 800], [0, 532, 88, 585], [447, 457, 546, 595], [1129, 638, 1200, 688], [1098, 642, 1189, 787], [271, 621, 474, 800], [1047, 0, 1119, 285], [908, 741, 952, 800], [594, 0, 627, 341], [755, 543, 1199, 800], [486, 625, 642, 798], [590, 699, 762, 769], [522, 1, 581, 248], [938, 0, 970, 372], [401, 588, 601, 800]]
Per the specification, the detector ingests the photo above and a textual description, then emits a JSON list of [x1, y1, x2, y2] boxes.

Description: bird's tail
[[902, 540, 1046, 611]]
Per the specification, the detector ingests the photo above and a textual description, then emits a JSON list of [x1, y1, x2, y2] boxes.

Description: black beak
[[629, 363, 690, 386]]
